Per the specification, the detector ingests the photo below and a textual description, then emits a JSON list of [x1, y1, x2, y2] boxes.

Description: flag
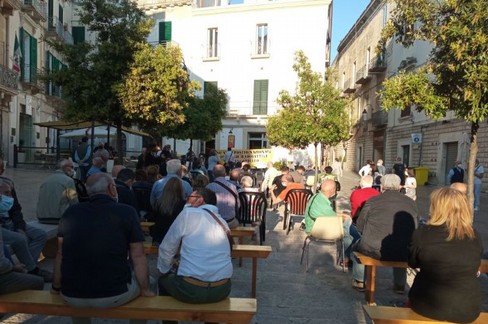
[[12, 33, 21, 72]]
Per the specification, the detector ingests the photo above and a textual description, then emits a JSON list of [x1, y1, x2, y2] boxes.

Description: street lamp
[[362, 108, 368, 122]]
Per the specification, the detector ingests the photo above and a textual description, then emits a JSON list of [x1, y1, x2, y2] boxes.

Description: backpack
[[450, 167, 464, 184]]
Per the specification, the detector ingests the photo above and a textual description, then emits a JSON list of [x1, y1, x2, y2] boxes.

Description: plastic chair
[[238, 191, 267, 245], [300, 216, 346, 272], [283, 188, 313, 234]]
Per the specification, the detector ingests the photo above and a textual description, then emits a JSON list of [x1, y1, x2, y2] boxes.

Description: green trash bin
[[415, 167, 429, 186]]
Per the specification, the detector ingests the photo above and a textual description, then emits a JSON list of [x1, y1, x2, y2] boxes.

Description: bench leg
[[251, 257, 257, 298], [238, 237, 243, 267], [365, 265, 376, 305]]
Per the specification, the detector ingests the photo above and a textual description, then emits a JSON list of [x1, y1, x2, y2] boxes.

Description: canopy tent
[[33, 120, 151, 138], [59, 126, 128, 139]]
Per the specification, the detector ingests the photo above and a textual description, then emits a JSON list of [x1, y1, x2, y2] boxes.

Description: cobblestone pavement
[[1, 167, 487, 323]]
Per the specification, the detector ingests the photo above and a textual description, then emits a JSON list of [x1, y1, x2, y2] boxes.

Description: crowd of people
[[0, 143, 486, 323]]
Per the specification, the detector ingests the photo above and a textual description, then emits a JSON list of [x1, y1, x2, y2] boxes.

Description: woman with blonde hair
[[408, 187, 482, 323]]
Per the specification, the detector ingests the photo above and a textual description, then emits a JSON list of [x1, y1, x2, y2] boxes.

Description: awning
[[33, 120, 152, 137]]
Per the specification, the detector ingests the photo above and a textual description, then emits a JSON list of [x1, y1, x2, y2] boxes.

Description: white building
[[137, 0, 333, 156]]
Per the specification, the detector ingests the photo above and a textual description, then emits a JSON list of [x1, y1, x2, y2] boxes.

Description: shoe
[[29, 267, 53, 283], [299, 222, 306, 231], [352, 279, 365, 292], [393, 285, 405, 295]]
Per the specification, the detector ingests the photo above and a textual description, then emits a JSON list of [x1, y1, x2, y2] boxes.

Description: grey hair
[[166, 159, 182, 175], [58, 158, 73, 169], [86, 173, 113, 195], [240, 176, 253, 188], [360, 175, 374, 188], [381, 174, 401, 191]]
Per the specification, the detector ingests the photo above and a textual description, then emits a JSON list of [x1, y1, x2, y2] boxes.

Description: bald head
[[213, 164, 226, 178], [450, 182, 467, 194], [320, 179, 336, 198]]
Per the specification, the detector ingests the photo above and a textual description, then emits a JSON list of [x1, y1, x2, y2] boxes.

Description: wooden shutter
[[30, 35, 37, 82], [159, 21, 172, 43], [253, 80, 268, 115]]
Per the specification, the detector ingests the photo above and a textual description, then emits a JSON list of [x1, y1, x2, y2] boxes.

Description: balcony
[[21, 0, 47, 23], [138, 0, 193, 10], [0, 65, 19, 96], [21, 64, 44, 94], [1, 0, 22, 16], [371, 110, 388, 127], [46, 17, 74, 45], [368, 54, 386, 73], [355, 65, 371, 85], [342, 78, 356, 94]]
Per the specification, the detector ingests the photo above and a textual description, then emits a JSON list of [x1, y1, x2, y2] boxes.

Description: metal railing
[[21, 64, 45, 91], [372, 110, 388, 127], [22, 0, 47, 21], [0, 65, 19, 91], [13, 145, 70, 168], [47, 16, 73, 45], [355, 65, 370, 84], [368, 54, 386, 72]]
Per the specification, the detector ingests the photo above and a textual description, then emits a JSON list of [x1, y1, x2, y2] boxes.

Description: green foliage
[[379, 0, 488, 207], [267, 51, 350, 149], [168, 83, 228, 141], [118, 44, 200, 130]]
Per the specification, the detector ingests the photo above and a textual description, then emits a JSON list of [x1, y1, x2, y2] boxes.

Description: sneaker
[[393, 285, 405, 295], [352, 279, 365, 292], [29, 267, 53, 283]]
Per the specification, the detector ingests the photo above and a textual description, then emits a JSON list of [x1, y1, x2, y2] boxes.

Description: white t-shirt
[[405, 176, 417, 200]]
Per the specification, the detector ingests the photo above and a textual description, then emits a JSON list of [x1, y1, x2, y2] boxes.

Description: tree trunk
[[313, 143, 319, 193], [116, 120, 123, 165], [468, 121, 479, 216]]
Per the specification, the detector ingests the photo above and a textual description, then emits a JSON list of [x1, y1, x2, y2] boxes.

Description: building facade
[[137, 0, 332, 156], [333, 0, 486, 187]]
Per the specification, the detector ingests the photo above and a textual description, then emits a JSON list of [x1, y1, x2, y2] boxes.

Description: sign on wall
[[411, 133, 422, 144]]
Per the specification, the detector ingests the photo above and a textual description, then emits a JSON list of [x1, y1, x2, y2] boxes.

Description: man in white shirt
[[358, 160, 372, 177], [157, 188, 232, 304]]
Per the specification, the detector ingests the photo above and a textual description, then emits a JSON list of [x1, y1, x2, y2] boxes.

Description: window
[[401, 104, 411, 118], [203, 81, 218, 96], [253, 80, 268, 115], [207, 28, 218, 58], [256, 24, 268, 55], [159, 21, 172, 45], [20, 29, 38, 84], [366, 47, 371, 69], [72, 26, 85, 44], [249, 132, 268, 149], [382, 5, 388, 26], [352, 61, 356, 82], [46, 51, 63, 97]]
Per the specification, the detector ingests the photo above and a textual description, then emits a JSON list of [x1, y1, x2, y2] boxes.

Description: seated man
[[86, 157, 104, 178], [52, 173, 154, 323], [351, 174, 419, 293], [158, 188, 232, 304], [150, 159, 193, 209], [0, 223, 44, 295], [206, 165, 240, 229], [349, 175, 380, 222], [0, 160, 51, 282], [271, 174, 305, 205], [115, 168, 139, 211], [37, 158, 79, 224]]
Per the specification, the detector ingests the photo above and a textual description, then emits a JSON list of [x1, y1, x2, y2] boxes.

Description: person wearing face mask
[[52, 173, 154, 323], [0, 161, 52, 282], [37, 158, 79, 225]]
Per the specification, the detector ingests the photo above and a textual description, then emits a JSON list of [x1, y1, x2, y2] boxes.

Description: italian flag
[[12, 33, 21, 72]]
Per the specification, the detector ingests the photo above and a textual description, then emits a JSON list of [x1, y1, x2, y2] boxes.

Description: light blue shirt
[[206, 177, 240, 221], [157, 204, 232, 281], [150, 174, 193, 208]]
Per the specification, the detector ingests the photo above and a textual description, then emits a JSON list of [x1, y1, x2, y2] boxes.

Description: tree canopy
[[117, 44, 200, 134], [267, 51, 350, 187], [378, 0, 488, 207], [45, 0, 153, 160]]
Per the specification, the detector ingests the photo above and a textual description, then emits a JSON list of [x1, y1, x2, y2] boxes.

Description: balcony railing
[[343, 78, 356, 94], [355, 65, 371, 85], [46, 16, 74, 45], [368, 54, 386, 73], [372, 110, 388, 127], [22, 0, 47, 22], [0, 64, 19, 93], [138, 0, 193, 9], [21, 64, 44, 93]]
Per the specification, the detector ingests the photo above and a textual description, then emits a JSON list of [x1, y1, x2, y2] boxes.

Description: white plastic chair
[[300, 216, 346, 272]]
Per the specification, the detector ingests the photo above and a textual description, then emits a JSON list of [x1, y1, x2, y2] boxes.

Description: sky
[[331, 0, 371, 62]]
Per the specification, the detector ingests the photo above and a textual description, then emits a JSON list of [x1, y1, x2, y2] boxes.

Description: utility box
[[415, 167, 429, 186]]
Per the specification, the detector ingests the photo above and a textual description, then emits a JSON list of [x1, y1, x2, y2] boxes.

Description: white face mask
[[65, 169, 75, 178], [281, 182, 287, 187]]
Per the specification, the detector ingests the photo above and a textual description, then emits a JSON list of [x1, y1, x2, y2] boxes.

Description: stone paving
[[1, 167, 487, 323]]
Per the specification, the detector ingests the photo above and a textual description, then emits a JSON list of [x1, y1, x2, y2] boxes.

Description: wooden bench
[[0, 290, 256, 323], [231, 226, 257, 267], [353, 252, 411, 305], [144, 243, 272, 298], [363, 305, 488, 324]]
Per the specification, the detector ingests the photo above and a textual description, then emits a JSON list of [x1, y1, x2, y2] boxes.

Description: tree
[[118, 44, 201, 136], [378, 0, 488, 208], [46, 0, 153, 162], [267, 51, 351, 190]]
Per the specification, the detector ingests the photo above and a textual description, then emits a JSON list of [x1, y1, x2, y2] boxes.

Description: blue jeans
[[0, 271, 44, 294], [343, 220, 361, 259], [351, 247, 406, 287], [474, 182, 482, 209], [2, 221, 47, 265]]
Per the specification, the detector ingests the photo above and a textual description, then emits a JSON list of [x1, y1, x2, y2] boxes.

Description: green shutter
[[159, 21, 172, 44], [30, 35, 37, 82], [59, 4, 63, 23], [46, 51, 51, 93], [19, 28, 24, 79], [253, 80, 268, 115], [72, 26, 85, 44], [48, 0, 54, 28]]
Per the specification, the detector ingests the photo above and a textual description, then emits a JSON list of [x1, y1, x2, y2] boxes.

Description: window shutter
[[19, 28, 24, 79], [30, 35, 37, 82], [253, 80, 268, 115], [72, 26, 85, 44], [164, 22, 172, 41], [59, 4, 63, 23]]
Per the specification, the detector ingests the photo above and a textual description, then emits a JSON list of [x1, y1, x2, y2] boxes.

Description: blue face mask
[[0, 195, 14, 214]]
